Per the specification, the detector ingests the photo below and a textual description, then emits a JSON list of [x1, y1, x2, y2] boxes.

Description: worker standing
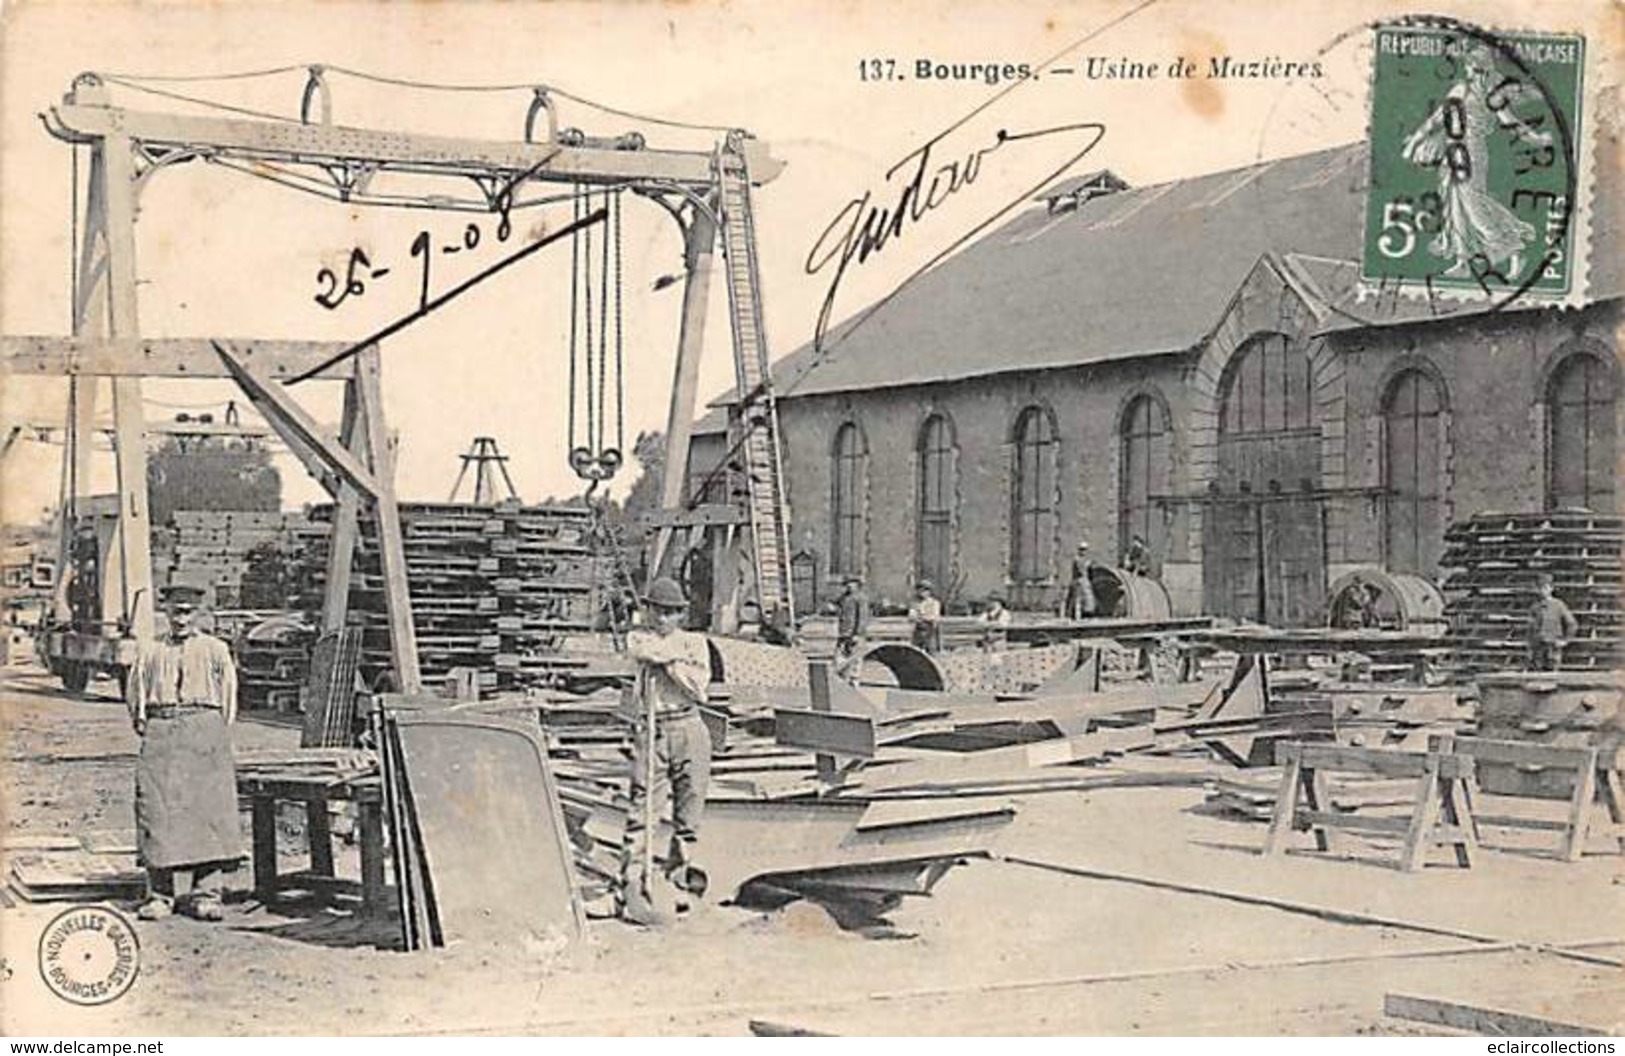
[[1527, 572, 1578, 671], [909, 580, 943, 654], [833, 574, 870, 681], [1063, 541, 1099, 620], [979, 593, 1012, 652], [128, 586, 242, 922], [621, 576, 713, 926]]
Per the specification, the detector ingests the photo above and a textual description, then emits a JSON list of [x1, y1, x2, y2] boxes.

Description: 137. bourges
[[858, 55, 1324, 83]]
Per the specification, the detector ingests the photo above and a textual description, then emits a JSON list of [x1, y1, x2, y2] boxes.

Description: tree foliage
[[147, 438, 281, 525]]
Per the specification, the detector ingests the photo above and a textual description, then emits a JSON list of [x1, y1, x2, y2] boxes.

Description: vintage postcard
[[1, 0, 1621, 1038]]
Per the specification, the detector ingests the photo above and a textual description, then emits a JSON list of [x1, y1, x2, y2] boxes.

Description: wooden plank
[[1283, 743, 1434, 779], [1, 335, 358, 379], [1452, 736, 1601, 772], [1383, 991, 1617, 1036]]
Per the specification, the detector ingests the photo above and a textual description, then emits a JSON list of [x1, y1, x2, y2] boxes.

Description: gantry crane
[[2, 69, 794, 695]]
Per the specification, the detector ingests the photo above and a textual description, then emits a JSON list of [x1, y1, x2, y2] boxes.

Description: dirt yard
[[2, 660, 1621, 1036]]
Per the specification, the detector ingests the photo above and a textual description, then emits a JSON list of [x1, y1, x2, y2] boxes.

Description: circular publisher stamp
[[37, 906, 140, 1006], [1254, 13, 1586, 327]]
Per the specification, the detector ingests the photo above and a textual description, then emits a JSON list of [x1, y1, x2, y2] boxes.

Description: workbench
[[237, 773, 388, 918]]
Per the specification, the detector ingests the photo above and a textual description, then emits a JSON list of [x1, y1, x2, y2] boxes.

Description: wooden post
[[806, 660, 839, 789], [321, 380, 365, 634], [358, 795, 386, 919], [97, 134, 155, 640], [306, 800, 334, 877], [650, 199, 718, 578], [251, 795, 278, 903], [353, 347, 421, 693]]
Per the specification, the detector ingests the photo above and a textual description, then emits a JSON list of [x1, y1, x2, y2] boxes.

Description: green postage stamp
[[1363, 19, 1586, 303]]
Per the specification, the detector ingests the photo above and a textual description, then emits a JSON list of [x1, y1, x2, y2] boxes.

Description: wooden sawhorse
[[1431, 735, 1625, 862], [1263, 742, 1477, 871], [239, 773, 388, 917]]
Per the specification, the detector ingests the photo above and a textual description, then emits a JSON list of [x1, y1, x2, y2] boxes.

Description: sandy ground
[[2, 660, 1622, 1036]]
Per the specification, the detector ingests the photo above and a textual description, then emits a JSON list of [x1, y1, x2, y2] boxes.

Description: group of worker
[[120, 552, 1583, 929]]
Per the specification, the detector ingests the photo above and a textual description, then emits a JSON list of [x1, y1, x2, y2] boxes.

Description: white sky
[[2, 0, 1614, 525]]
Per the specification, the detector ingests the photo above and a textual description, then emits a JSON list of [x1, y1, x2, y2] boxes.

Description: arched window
[[1547, 351, 1617, 512], [1383, 369, 1446, 575], [1207, 334, 1323, 625], [1010, 405, 1059, 583], [1218, 333, 1313, 446], [916, 414, 956, 589], [1119, 394, 1171, 569], [830, 422, 868, 576]]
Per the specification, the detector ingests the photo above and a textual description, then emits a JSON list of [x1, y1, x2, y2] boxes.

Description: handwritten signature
[[805, 121, 1107, 351]]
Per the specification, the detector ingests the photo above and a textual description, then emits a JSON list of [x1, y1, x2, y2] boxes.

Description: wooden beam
[[216, 343, 383, 498], [2, 335, 359, 379], [641, 503, 749, 530], [1383, 991, 1617, 1036], [54, 101, 730, 187], [353, 347, 421, 693]]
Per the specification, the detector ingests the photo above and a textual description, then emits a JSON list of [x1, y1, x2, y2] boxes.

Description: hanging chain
[[567, 187, 581, 460], [568, 186, 627, 484]]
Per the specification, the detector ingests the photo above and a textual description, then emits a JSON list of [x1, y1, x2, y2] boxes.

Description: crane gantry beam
[[49, 97, 784, 190]]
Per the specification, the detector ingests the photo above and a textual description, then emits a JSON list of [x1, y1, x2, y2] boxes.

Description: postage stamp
[[1362, 19, 1586, 303]]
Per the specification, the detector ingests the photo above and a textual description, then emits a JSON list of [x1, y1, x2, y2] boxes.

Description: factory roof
[[696, 113, 1619, 429]]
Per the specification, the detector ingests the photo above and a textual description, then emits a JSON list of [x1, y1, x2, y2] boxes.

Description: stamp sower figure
[[1063, 541, 1099, 620], [909, 580, 943, 654], [1401, 43, 1552, 281], [621, 576, 712, 926], [128, 585, 241, 922], [834, 574, 870, 681], [1527, 572, 1578, 672]]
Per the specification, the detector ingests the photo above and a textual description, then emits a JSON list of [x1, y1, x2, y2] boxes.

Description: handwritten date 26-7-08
[[314, 211, 513, 313]]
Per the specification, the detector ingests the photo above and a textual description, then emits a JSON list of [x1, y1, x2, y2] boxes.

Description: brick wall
[[689, 299, 1620, 619]]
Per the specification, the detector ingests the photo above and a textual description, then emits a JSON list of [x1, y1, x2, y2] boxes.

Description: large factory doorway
[[1203, 333, 1326, 627]]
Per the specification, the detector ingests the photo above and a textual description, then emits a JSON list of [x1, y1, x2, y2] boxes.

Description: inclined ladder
[[716, 137, 795, 623]]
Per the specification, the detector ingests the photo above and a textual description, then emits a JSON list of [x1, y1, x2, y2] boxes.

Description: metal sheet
[[392, 712, 583, 947], [773, 708, 877, 758]]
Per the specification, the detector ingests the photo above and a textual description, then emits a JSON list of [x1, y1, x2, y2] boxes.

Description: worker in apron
[[128, 585, 242, 921]]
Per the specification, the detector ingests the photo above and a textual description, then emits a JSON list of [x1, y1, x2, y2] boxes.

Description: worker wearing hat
[[909, 579, 943, 654], [128, 585, 242, 922], [1527, 572, 1578, 671], [620, 576, 713, 926], [833, 574, 870, 681], [1063, 540, 1100, 621]]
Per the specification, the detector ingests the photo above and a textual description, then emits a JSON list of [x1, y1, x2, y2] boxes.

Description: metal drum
[[1326, 567, 1447, 634], [1086, 566, 1172, 620]]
